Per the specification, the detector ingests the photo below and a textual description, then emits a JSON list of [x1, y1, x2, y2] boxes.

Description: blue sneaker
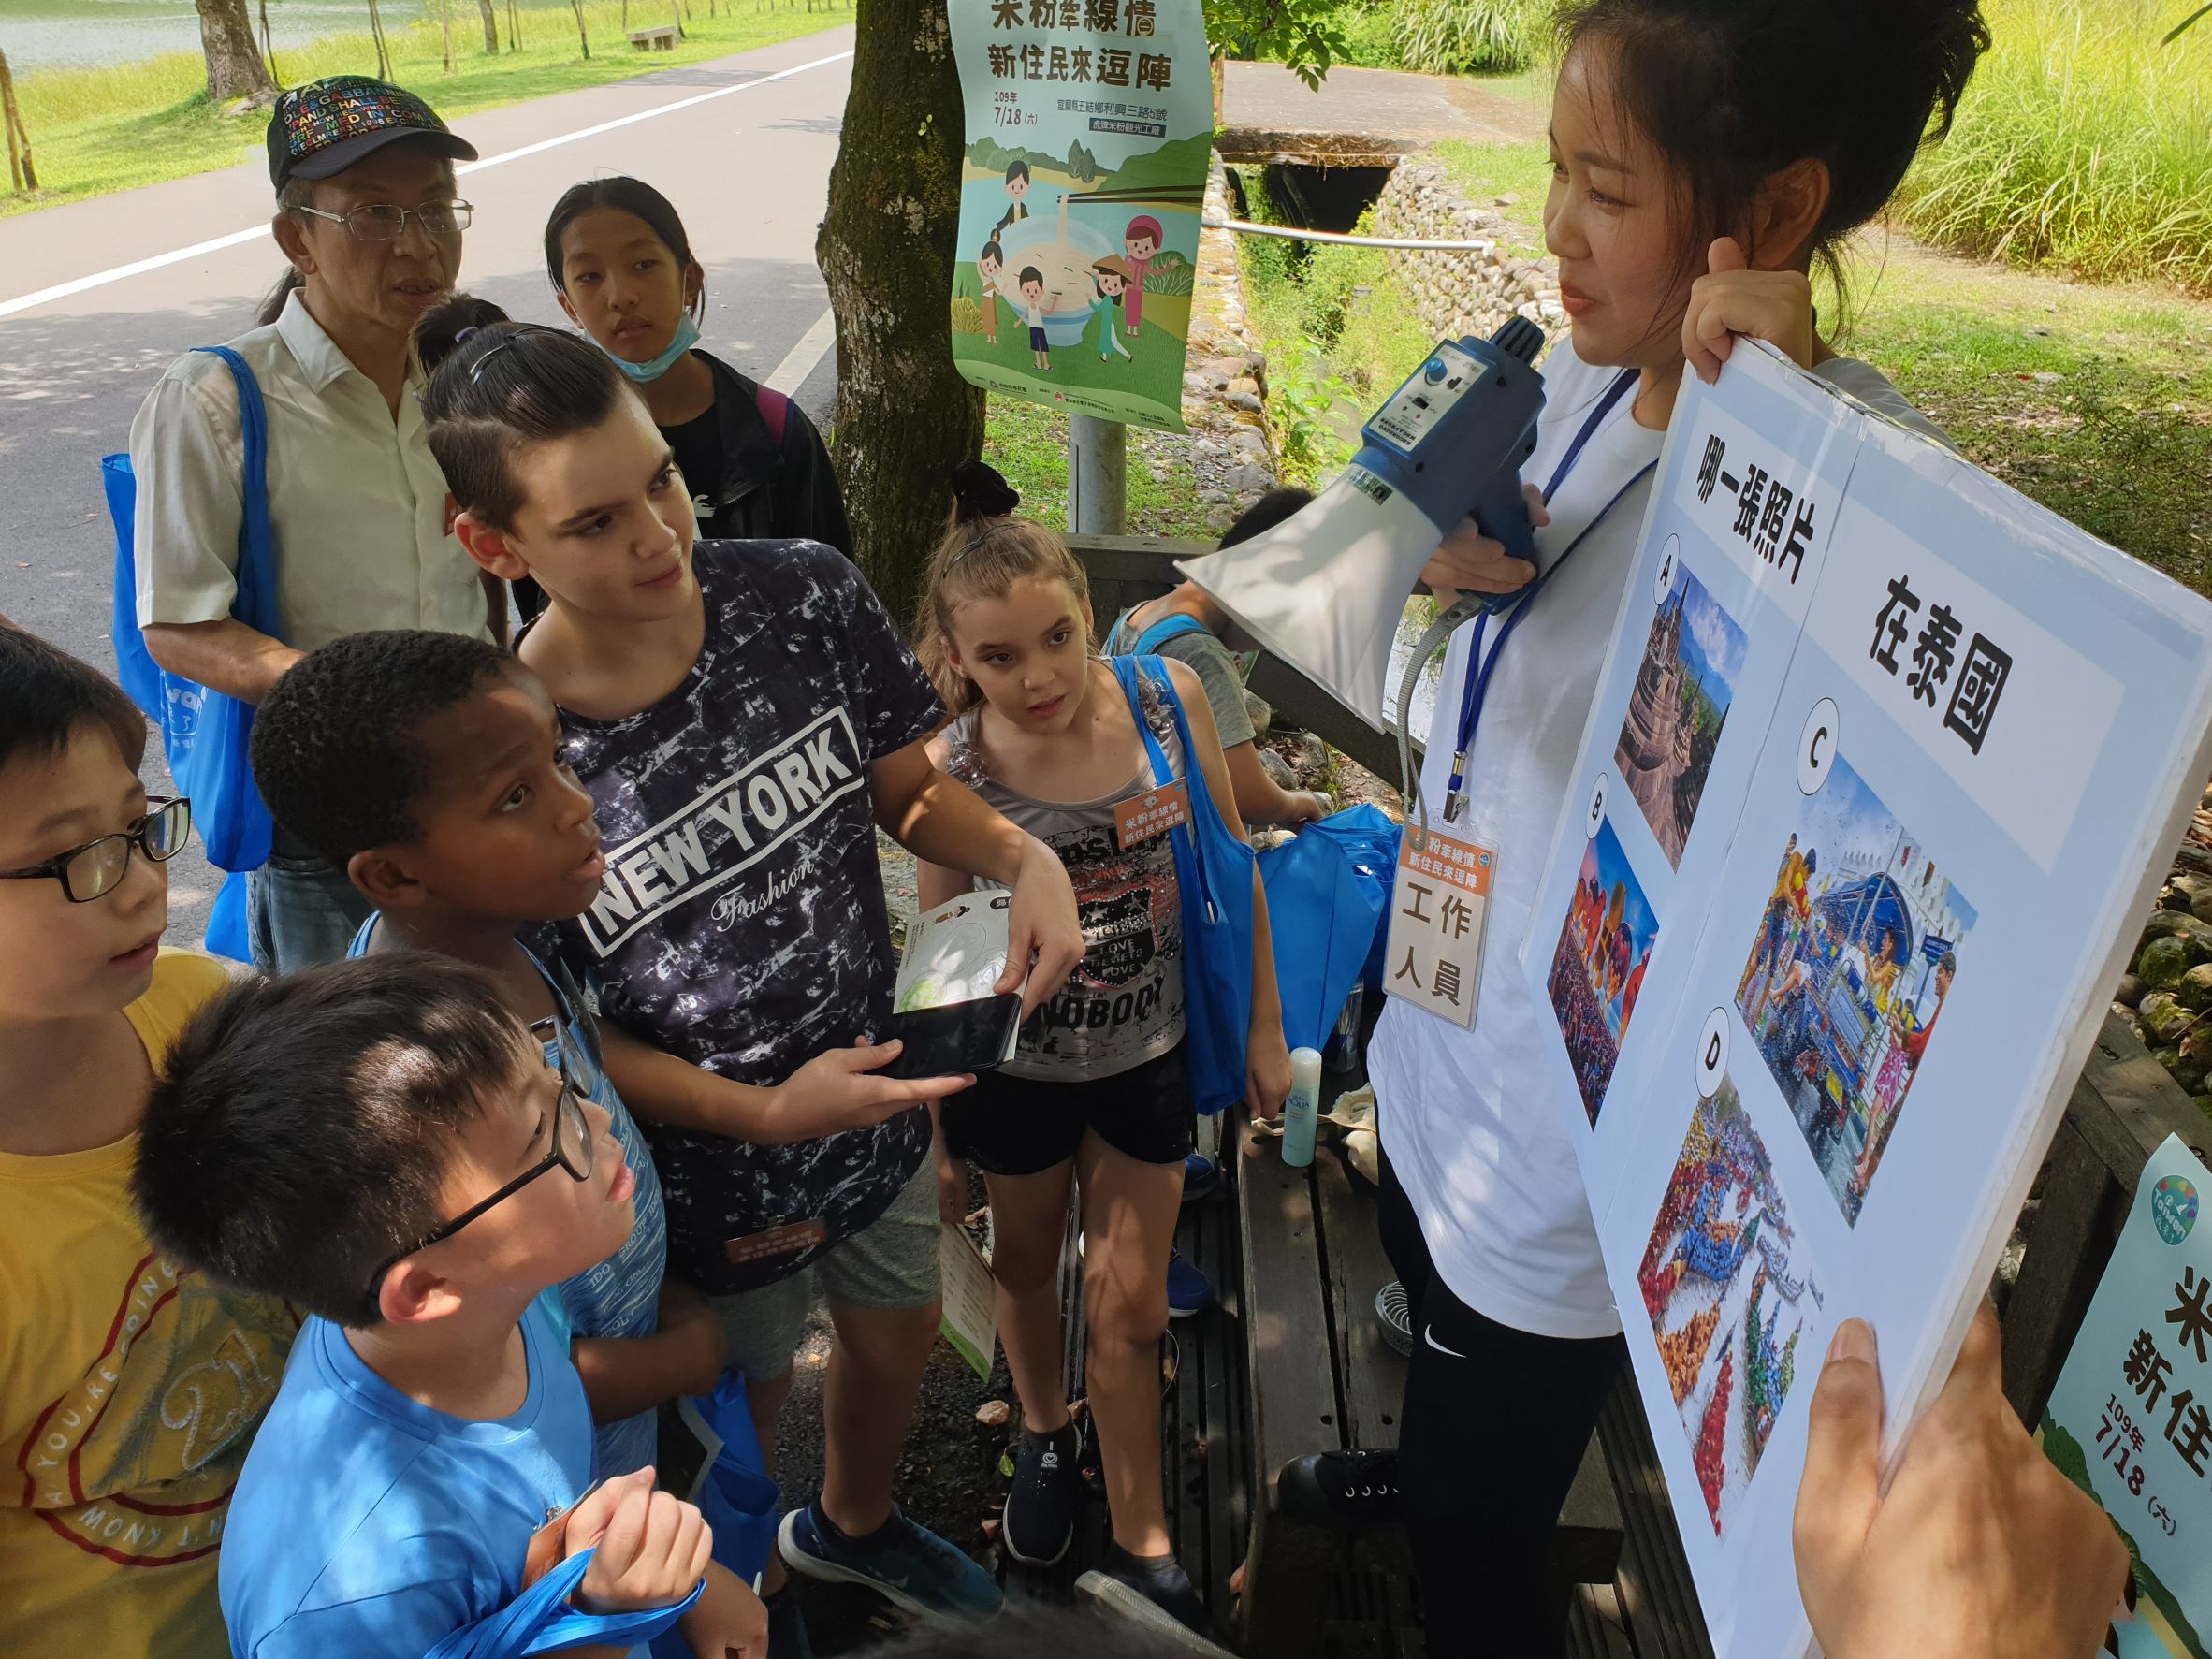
[[1166, 1247, 1215, 1318], [1181, 1152, 1221, 1202], [779, 1500, 1003, 1624]]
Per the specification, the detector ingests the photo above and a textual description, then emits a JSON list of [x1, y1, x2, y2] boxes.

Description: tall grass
[[1397, 0, 1549, 75], [8, 0, 844, 214], [1893, 0, 2212, 293]]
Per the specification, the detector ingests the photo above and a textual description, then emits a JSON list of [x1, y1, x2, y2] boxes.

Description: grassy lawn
[[984, 395, 1227, 545], [1365, 138, 2211, 595], [5, 3, 846, 218]]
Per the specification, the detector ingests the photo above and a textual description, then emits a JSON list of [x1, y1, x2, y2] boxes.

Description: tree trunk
[[817, 0, 982, 627], [366, 0, 393, 79], [506, 0, 521, 49], [259, 0, 280, 85], [570, 0, 591, 57], [196, 0, 278, 101], [674, 0, 685, 38], [440, 0, 454, 70], [0, 50, 36, 193]]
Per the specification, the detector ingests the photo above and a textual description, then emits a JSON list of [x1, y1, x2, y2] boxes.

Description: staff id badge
[[1384, 827, 1494, 1028]]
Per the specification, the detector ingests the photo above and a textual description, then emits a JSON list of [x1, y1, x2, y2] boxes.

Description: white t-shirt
[[129, 290, 489, 654], [1370, 338, 1940, 1341]]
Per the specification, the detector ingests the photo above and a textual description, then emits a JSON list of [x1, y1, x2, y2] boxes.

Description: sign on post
[[945, 0, 1210, 433], [1516, 342, 2212, 1659], [2043, 1135, 2212, 1658]]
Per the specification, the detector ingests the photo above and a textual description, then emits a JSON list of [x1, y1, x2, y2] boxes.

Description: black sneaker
[[1276, 1448, 1403, 1527], [1076, 1545, 1230, 1652], [1003, 1419, 1084, 1566]]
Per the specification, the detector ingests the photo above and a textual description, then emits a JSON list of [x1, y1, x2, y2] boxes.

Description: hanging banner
[[2043, 1135, 2212, 1658], [947, 0, 1211, 433]]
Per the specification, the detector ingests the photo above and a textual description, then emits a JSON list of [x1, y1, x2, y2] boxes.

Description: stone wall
[[1369, 154, 1567, 344]]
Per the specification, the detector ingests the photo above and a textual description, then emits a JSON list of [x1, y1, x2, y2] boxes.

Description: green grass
[[1256, 138, 2212, 593], [984, 395, 1230, 544], [6, 2, 846, 216], [1892, 0, 2212, 296]]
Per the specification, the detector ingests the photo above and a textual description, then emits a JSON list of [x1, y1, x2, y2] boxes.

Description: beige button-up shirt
[[129, 290, 489, 653]]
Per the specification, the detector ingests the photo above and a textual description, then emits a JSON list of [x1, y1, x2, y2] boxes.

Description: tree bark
[[817, 0, 982, 628], [196, 0, 278, 101], [366, 0, 393, 79]]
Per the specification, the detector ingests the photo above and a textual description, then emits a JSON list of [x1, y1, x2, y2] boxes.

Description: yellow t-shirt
[[0, 950, 299, 1657]]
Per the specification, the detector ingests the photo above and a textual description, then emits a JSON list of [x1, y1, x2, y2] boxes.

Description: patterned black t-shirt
[[542, 539, 944, 1294]]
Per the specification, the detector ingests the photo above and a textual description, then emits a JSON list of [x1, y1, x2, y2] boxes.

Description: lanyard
[[1440, 369, 1645, 823]]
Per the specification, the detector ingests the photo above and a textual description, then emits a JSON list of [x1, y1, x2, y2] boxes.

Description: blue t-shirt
[[220, 1302, 593, 1659], [349, 919, 670, 1477]]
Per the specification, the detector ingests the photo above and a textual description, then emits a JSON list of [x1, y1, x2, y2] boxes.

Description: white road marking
[[764, 306, 837, 395], [0, 48, 853, 322]]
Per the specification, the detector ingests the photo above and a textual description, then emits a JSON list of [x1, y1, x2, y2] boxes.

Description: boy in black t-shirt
[[424, 323, 1084, 1644]]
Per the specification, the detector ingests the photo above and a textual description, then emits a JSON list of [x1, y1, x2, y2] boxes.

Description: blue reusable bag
[[648, 1368, 779, 1659], [422, 1544, 700, 1658], [1111, 655, 1257, 1115], [1305, 804, 1404, 993], [1256, 826, 1379, 1053], [103, 347, 280, 961]]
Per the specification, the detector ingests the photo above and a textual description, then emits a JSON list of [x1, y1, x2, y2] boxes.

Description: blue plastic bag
[[648, 1368, 778, 1659], [1304, 804, 1404, 994], [1256, 826, 1380, 1054], [1111, 655, 1257, 1115], [425, 1544, 700, 1658], [103, 347, 279, 962]]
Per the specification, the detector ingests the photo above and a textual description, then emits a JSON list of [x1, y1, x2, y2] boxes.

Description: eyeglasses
[[361, 1018, 596, 1305], [294, 200, 473, 241], [0, 797, 191, 903]]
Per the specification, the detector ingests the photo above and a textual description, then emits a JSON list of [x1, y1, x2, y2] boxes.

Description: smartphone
[[881, 994, 1024, 1080]]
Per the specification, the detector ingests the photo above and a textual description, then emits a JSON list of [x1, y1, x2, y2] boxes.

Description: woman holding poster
[[1283, 1, 1986, 1651]]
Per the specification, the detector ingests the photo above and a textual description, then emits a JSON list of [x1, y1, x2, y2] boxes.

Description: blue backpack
[[102, 347, 279, 961], [1110, 654, 1257, 1115]]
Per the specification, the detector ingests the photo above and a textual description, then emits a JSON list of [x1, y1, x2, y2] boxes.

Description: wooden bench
[[627, 22, 678, 49], [1061, 531, 2212, 1654]]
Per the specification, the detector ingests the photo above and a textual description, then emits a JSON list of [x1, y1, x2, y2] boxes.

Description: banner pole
[[1070, 414, 1128, 537]]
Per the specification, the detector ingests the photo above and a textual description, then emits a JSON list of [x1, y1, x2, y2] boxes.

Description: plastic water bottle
[[1282, 1046, 1323, 1169]]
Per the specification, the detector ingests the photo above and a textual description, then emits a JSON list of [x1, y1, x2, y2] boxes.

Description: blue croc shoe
[[1166, 1247, 1215, 1319], [1180, 1152, 1221, 1202], [779, 1499, 1003, 1624]]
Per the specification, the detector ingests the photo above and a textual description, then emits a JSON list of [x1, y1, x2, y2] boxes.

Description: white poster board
[[1519, 342, 2212, 1658]]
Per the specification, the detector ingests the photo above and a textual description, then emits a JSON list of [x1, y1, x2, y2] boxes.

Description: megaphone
[[1178, 317, 1549, 733]]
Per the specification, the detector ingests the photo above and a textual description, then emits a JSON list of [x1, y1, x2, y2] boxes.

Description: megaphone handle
[[1470, 468, 1537, 566]]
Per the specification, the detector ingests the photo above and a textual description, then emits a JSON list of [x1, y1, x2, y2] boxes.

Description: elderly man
[[129, 77, 496, 972]]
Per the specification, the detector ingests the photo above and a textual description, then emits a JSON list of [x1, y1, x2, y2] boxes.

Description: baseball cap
[[267, 76, 478, 189]]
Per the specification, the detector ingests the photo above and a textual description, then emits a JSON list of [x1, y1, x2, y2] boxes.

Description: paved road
[[0, 28, 855, 918]]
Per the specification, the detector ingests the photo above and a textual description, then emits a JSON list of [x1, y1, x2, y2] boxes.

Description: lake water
[[0, 0, 564, 72]]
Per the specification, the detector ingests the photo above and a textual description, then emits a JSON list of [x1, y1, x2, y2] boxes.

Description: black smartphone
[[880, 994, 1024, 1080]]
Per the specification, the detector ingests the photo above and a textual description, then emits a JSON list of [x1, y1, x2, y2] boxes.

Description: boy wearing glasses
[[0, 626, 298, 1656], [250, 627, 721, 1477], [133, 954, 769, 1659], [127, 75, 500, 974]]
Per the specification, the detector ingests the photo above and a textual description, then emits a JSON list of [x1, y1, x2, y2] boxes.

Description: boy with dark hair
[[422, 322, 1084, 1643], [132, 954, 766, 1659], [252, 628, 720, 1477], [0, 624, 298, 1656]]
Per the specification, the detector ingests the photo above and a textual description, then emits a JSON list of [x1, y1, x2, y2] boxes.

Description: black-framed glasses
[[0, 796, 191, 903], [362, 1018, 595, 1304], [294, 200, 473, 241]]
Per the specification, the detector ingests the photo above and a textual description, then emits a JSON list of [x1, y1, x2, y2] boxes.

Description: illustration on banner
[[1614, 560, 1748, 868], [1639, 1078, 1826, 1535], [1736, 750, 1976, 1225], [1548, 816, 1660, 1124]]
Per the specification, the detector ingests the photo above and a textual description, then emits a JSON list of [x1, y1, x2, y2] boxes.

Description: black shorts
[[941, 1044, 1194, 1176]]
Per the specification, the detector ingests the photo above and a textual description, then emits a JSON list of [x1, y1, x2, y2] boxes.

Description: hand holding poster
[[946, 0, 1210, 431], [2043, 1135, 2212, 1657], [1519, 342, 2212, 1658]]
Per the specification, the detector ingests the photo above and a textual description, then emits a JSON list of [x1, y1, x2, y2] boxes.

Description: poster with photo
[[1518, 342, 2212, 1659], [946, 0, 1210, 432]]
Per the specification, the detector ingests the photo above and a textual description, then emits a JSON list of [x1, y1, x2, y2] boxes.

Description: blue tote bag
[[1111, 655, 1256, 1115], [103, 347, 280, 960], [1256, 825, 1378, 1054]]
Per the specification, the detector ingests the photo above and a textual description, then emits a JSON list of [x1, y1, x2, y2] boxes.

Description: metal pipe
[[1070, 415, 1128, 537], [1202, 214, 1498, 253]]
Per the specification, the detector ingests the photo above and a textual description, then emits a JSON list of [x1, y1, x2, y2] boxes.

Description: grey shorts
[[709, 1157, 942, 1384]]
